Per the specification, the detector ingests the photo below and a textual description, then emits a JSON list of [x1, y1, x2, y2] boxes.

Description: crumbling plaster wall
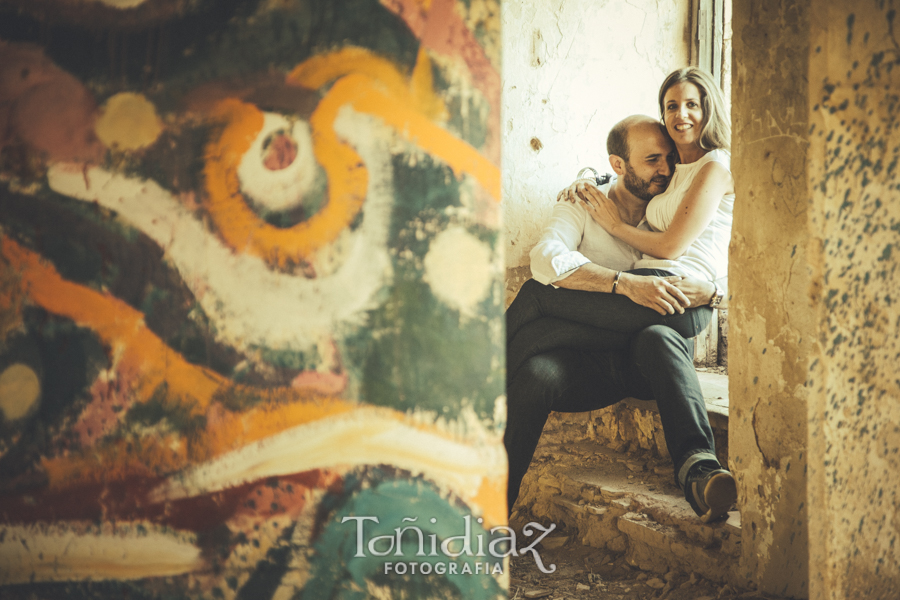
[[731, 2, 812, 596], [733, 1, 900, 598], [502, 0, 690, 294], [806, 1, 900, 598]]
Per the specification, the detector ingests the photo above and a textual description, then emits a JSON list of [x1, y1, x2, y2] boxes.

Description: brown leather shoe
[[685, 464, 736, 523]]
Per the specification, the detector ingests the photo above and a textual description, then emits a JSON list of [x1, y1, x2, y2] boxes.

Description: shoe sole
[[700, 472, 737, 523]]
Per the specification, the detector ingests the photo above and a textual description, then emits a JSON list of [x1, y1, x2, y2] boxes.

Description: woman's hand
[[578, 185, 624, 235], [556, 178, 597, 203], [668, 276, 716, 307], [582, 161, 731, 260], [617, 273, 690, 315]]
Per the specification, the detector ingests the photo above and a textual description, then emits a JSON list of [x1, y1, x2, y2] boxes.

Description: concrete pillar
[[733, 2, 900, 598], [731, 2, 812, 596], [806, 2, 900, 598]]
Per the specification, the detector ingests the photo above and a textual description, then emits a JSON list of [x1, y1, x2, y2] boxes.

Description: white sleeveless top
[[635, 149, 734, 282]]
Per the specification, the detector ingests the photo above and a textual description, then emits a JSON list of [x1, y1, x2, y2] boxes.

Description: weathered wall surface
[[0, 1, 505, 598], [731, 2, 812, 596], [806, 1, 900, 598], [733, 1, 900, 598], [502, 0, 690, 275]]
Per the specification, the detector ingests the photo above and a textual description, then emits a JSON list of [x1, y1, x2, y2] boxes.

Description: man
[[505, 115, 736, 523]]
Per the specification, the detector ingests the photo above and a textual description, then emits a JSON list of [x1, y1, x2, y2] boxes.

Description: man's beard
[[623, 163, 668, 202]]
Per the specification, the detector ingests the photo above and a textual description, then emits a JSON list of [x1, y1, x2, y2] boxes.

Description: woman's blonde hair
[[658, 67, 730, 151]]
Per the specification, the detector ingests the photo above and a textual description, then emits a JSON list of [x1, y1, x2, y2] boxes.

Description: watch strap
[[709, 285, 724, 308]]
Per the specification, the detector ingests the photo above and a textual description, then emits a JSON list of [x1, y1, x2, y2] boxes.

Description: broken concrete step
[[539, 370, 731, 472], [516, 442, 743, 587]]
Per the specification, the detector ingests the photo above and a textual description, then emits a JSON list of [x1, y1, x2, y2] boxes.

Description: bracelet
[[577, 166, 601, 186], [611, 271, 622, 294]]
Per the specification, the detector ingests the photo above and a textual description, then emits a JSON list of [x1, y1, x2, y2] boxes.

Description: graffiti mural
[[0, 0, 505, 597]]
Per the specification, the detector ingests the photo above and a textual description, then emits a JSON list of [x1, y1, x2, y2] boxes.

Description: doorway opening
[[503, 0, 743, 593]]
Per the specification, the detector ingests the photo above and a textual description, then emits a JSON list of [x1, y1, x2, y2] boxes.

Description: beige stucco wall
[[806, 1, 900, 598], [729, 0, 813, 597], [733, 1, 900, 598], [502, 0, 691, 276], [731, 2, 812, 595]]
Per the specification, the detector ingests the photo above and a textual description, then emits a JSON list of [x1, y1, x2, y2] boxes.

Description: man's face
[[622, 124, 676, 202]]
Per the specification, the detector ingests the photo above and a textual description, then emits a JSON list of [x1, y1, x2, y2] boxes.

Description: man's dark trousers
[[504, 324, 716, 511]]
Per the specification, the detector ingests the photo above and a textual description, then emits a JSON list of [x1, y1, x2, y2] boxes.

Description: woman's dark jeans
[[506, 269, 712, 381]]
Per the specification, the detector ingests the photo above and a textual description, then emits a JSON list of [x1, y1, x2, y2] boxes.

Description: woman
[[506, 67, 734, 380]]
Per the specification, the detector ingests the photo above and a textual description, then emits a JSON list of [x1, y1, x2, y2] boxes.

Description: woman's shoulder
[[698, 149, 735, 196], [702, 148, 731, 170]]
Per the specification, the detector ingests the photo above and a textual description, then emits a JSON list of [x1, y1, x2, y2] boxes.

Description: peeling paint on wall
[[806, 2, 900, 598], [501, 0, 690, 270], [731, 2, 812, 595], [733, 1, 900, 598], [0, 1, 505, 598]]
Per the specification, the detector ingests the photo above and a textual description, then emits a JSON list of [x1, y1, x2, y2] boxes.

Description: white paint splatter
[[150, 406, 506, 504], [46, 108, 395, 353], [0, 523, 202, 584], [423, 226, 493, 318], [237, 113, 318, 212]]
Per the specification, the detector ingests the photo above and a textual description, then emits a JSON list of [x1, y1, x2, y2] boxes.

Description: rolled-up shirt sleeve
[[529, 202, 590, 285]]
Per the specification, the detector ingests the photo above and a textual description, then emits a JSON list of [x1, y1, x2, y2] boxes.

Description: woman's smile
[[664, 81, 704, 149]]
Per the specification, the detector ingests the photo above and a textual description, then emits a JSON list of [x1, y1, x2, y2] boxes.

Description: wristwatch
[[709, 284, 725, 308], [576, 166, 612, 186]]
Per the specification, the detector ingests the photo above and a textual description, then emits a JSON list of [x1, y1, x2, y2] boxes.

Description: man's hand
[[556, 178, 597, 203], [617, 273, 691, 315], [667, 276, 716, 308]]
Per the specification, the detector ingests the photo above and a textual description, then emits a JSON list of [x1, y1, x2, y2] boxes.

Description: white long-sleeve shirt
[[529, 179, 648, 286]]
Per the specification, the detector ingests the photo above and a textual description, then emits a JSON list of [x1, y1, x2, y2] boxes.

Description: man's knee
[[514, 278, 553, 306], [633, 324, 692, 360], [516, 353, 571, 392], [506, 354, 571, 443], [519, 278, 542, 293], [507, 279, 544, 334]]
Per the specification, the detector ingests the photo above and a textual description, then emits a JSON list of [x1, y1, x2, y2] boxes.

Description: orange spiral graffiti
[[202, 47, 499, 270]]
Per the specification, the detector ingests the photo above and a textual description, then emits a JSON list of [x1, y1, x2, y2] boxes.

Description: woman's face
[[663, 81, 704, 149]]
